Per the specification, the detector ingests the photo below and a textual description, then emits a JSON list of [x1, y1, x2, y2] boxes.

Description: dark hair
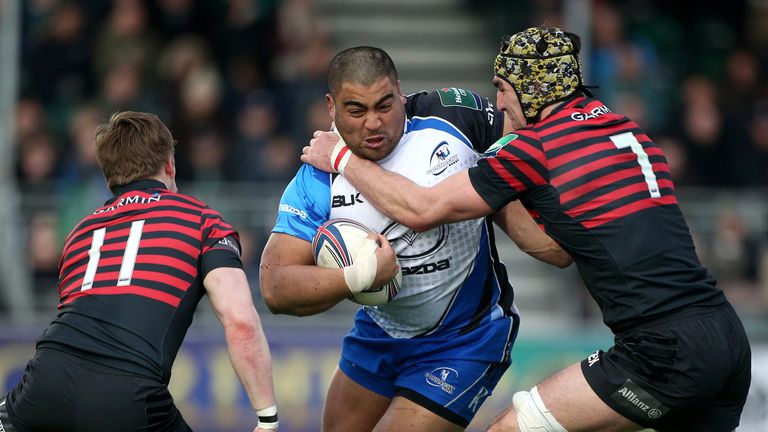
[[327, 46, 398, 96], [95, 111, 175, 193]]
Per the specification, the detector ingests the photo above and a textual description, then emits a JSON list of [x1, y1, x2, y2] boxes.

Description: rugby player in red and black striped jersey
[[0, 112, 278, 432], [301, 28, 751, 432]]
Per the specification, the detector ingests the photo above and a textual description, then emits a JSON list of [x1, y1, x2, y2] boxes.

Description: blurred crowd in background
[[8, 0, 768, 323]]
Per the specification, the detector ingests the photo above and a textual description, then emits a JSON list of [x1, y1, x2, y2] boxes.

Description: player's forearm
[[223, 310, 277, 413], [343, 155, 439, 231], [259, 264, 350, 316], [523, 245, 573, 268], [493, 201, 573, 268]]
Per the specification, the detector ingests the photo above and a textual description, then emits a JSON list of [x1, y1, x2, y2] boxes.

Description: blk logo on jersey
[[425, 367, 458, 395], [332, 193, 364, 208]]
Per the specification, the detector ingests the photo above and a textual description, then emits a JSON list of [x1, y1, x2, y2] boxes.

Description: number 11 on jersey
[[81, 220, 145, 291]]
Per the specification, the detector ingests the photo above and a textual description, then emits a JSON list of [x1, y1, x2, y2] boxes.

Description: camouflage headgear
[[494, 27, 583, 121]]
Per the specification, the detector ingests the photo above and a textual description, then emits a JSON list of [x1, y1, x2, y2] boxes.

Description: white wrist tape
[[330, 131, 351, 174], [256, 405, 279, 430], [343, 238, 378, 293]]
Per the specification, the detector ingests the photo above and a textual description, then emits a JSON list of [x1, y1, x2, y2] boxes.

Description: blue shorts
[[339, 310, 516, 426]]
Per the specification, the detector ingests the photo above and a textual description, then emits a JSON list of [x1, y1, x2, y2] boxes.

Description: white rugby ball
[[312, 218, 401, 306]]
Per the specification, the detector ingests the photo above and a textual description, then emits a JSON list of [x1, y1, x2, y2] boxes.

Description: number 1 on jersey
[[610, 132, 661, 198], [81, 220, 145, 291]]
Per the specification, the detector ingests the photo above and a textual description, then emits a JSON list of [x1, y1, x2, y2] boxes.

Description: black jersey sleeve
[[405, 88, 503, 152], [200, 207, 243, 277], [468, 130, 550, 211]]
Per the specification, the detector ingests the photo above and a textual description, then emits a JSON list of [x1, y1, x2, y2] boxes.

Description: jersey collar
[[109, 179, 168, 201]]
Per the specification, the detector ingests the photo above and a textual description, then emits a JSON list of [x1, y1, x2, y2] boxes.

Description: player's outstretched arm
[[493, 201, 572, 268], [259, 233, 352, 316], [302, 131, 494, 231], [204, 267, 279, 431]]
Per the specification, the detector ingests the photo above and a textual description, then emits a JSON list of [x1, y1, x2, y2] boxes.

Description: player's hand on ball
[[370, 233, 399, 288]]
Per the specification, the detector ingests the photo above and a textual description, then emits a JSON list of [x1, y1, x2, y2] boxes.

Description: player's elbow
[[258, 274, 283, 315], [221, 306, 260, 338], [259, 283, 286, 315], [223, 316, 260, 346], [258, 277, 315, 316]]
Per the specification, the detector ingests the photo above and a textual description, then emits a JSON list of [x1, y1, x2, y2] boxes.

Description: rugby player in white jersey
[[259, 46, 571, 432]]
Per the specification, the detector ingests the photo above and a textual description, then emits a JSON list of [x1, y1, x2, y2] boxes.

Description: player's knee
[[512, 386, 568, 432]]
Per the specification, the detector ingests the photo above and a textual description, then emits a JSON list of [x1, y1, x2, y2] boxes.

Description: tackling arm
[[204, 267, 277, 421], [492, 201, 573, 268], [301, 131, 494, 231]]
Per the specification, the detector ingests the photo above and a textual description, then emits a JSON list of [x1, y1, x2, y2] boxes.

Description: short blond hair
[[95, 111, 175, 193]]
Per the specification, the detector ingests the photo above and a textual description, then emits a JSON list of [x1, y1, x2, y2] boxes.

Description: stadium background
[[0, 0, 766, 430]]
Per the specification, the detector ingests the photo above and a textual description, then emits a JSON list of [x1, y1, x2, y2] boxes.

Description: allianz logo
[[617, 387, 662, 419]]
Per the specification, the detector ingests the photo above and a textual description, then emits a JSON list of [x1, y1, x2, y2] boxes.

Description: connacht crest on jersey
[[483, 133, 517, 157]]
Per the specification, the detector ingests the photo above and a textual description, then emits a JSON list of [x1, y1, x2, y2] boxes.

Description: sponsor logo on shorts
[[587, 350, 601, 367], [611, 379, 668, 420], [425, 367, 458, 395]]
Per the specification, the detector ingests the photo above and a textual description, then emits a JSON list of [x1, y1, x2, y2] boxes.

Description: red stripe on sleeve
[[488, 157, 527, 193]]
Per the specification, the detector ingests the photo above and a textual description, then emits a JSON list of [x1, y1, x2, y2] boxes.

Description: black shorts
[[4, 348, 192, 432], [581, 302, 751, 432]]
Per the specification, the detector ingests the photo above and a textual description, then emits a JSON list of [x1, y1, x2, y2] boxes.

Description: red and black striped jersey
[[469, 95, 724, 331], [37, 180, 243, 382]]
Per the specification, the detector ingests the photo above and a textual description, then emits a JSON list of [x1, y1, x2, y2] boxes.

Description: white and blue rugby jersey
[[273, 89, 518, 339]]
